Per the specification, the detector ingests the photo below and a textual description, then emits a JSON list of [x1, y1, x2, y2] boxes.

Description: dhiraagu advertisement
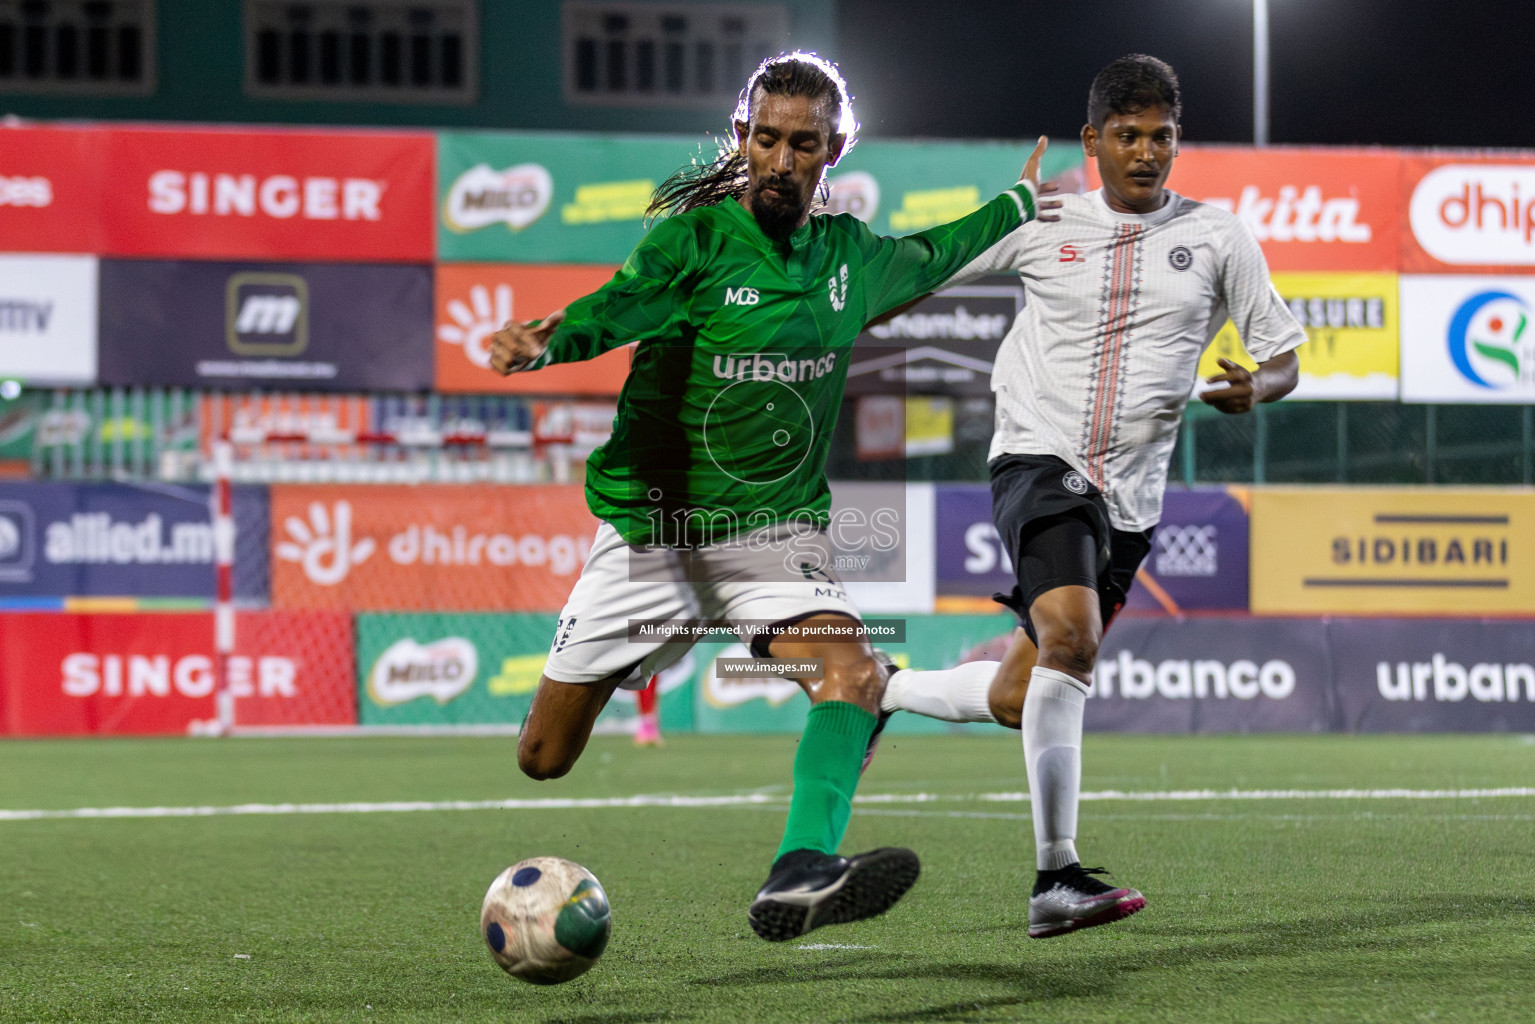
[[1198, 272, 1400, 399]]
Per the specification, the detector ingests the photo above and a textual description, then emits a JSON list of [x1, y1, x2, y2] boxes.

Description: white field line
[[2, 787, 1533, 823]]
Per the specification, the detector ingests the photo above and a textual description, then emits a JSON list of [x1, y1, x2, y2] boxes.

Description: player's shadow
[[688, 891, 1533, 1020]]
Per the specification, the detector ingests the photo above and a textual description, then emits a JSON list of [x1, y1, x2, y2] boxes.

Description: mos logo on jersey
[[225, 272, 309, 356], [725, 286, 760, 306]]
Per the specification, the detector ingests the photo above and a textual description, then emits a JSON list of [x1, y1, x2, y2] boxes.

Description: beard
[[747, 178, 809, 241]]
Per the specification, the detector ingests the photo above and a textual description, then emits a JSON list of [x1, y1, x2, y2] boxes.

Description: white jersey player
[[874, 54, 1303, 938]]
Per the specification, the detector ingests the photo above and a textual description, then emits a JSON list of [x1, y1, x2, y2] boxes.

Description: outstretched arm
[[487, 217, 696, 376], [862, 137, 1061, 320]]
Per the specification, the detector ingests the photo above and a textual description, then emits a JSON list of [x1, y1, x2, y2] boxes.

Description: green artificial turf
[[2, 733, 1533, 1023]]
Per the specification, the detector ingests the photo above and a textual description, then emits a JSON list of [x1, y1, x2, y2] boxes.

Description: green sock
[[775, 701, 877, 861]]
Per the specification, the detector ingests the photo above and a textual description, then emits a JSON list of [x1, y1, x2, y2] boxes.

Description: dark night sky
[[834, 1, 1530, 149]]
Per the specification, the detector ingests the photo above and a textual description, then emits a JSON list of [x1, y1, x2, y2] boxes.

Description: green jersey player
[[490, 52, 1057, 941]]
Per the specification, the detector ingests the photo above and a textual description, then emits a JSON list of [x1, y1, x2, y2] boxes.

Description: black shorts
[[988, 453, 1153, 644]]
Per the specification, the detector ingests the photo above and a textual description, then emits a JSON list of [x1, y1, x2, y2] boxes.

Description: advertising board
[[0, 481, 268, 602], [1153, 146, 1401, 272], [935, 485, 1250, 611], [98, 260, 433, 392], [1402, 154, 1535, 273], [434, 263, 631, 394], [270, 484, 599, 612], [99, 126, 435, 262], [1250, 487, 1535, 614], [0, 255, 98, 386], [1399, 274, 1535, 403], [0, 125, 103, 253], [1197, 272, 1399, 399], [0, 610, 354, 735]]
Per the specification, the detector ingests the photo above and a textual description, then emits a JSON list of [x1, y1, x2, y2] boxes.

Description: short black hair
[[1087, 54, 1181, 128]]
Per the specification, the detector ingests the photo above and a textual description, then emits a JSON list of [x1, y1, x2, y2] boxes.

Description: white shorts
[[543, 522, 863, 688]]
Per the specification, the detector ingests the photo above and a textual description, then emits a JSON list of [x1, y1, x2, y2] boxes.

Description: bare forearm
[[1253, 351, 1299, 403]]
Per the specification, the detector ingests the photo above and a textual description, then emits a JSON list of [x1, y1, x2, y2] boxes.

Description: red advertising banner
[[0, 125, 104, 252], [0, 611, 355, 736], [434, 264, 632, 394], [269, 484, 599, 611], [1090, 145, 1403, 272], [97, 126, 435, 261], [1402, 152, 1535, 273]]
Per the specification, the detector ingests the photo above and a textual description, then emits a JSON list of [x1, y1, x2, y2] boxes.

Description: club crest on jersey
[[1058, 244, 1086, 263], [1063, 471, 1090, 495], [1168, 246, 1194, 272], [827, 263, 849, 312]]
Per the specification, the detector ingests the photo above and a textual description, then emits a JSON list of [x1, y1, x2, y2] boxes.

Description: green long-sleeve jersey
[[532, 182, 1037, 547]]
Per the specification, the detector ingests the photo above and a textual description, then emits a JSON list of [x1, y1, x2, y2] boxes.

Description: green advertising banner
[[690, 612, 1017, 735], [355, 612, 695, 732], [435, 131, 1085, 265]]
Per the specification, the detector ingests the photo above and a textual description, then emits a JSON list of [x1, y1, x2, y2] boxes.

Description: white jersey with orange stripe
[[946, 188, 1305, 531]]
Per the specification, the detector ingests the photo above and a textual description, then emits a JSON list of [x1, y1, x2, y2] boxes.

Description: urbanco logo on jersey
[[1445, 290, 1534, 392], [822, 171, 880, 223], [444, 163, 553, 233], [1410, 164, 1535, 266], [1200, 185, 1372, 243], [368, 637, 479, 706], [438, 281, 512, 368]]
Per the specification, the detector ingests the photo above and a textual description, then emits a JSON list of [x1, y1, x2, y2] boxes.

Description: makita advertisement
[[97, 260, 433, 391], [0, 255, 99, 386], [935, 485, 1250, 611], [0, 610, 355, 736], [0, 481, 268, 602]]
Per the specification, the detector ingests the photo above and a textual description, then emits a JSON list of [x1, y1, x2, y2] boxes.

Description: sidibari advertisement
[[355, 612, 694, 731], [1197, 272, 1399, 399], [434, 263, 631, 395], [1399, 275, 1535, 403], [0, 610, 354, 736], [270, 484, 599, 612], [98, 260, 434, 392], [1250, 487, 1535, 615], [0, 255, 99, 386]]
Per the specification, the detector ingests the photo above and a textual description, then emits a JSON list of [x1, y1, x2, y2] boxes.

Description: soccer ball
[[480, 857, 612, 985]]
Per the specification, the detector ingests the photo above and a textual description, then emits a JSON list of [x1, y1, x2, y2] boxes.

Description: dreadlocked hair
[[646, 51, 857, 223]]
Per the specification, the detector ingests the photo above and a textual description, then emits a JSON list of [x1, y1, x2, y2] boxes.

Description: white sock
[[879, 662, 997, 723], [1022, 666, 1089, 872]]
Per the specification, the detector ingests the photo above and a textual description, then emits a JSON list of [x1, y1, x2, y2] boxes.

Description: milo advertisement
[[435, 132, 1086, 265], [355, 612, 694, 731]]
